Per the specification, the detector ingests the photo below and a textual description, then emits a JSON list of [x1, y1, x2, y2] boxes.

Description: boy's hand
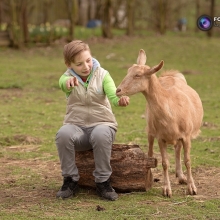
[[66, 77, 79, 90], [118, 96, 130, 107]]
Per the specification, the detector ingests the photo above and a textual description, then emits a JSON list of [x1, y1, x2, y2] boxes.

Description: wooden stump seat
[[75, 144, 157, 192]]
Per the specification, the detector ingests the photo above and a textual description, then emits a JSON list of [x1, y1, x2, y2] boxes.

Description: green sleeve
[[103, 72, 120, 107], [59, 74, 72, 96]]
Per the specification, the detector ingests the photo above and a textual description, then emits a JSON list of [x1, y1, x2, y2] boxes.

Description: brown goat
[[116, 49, 203, 197]]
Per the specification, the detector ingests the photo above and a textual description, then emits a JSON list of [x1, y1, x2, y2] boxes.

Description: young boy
[[55, 40, 129, 201]]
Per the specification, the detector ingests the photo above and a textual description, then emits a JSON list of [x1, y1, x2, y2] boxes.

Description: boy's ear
[[65, 62, 70, 68]]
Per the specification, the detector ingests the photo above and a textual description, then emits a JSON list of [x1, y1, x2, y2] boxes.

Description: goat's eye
[[134, 74, 141, 78]]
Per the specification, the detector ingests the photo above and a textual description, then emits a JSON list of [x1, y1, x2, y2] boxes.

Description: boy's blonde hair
[[63, 40, 91, 66]]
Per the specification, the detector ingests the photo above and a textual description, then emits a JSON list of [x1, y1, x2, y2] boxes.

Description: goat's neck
[[142, 74, 167, 108]]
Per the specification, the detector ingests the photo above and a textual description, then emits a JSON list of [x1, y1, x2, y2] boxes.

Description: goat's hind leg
[[148, 134, 154, 157], [158, 139, 172, 197], [182, 138, 197, 195], [175, 140, 187, 184], [145, 134, 154, 190]]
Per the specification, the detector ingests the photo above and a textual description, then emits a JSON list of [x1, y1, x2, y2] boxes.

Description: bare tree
[[100, 0, 113, 38], [0, 0, 2, 29], [8, 0, 23, 48], [147, 0, 169, 34], [66, 0, 78, 41], [207, 0, 215, 37], [89, 0, 96, 20], [21, 0, 29, 43], [78, 0, 89, 26], [195, 0, 200, 32], [126, 0, 135, 36], [157, 0, 168, 34]]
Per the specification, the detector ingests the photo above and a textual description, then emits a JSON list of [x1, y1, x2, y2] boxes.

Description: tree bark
[[101, 0, 113, 38], [21, 0, 29, 43], [158, 0, 168, 35], [126, 0, 135, 36], [78, 0, 89, 26], [195, 0, 200, 32], [0, 0, 2, 29], [207, 0, 215, 37], [75, 144, 157, 192], [66, 0, 78, 41], [9, 0, 23, 48]]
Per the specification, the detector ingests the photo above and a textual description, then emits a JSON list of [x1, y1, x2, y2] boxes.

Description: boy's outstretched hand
[[66, 76, 79, 90], [118, 96, 130, 107]]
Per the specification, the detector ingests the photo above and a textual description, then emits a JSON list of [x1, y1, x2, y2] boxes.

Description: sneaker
[[56, 176, 79, 199], [96, 179, 118, 201]]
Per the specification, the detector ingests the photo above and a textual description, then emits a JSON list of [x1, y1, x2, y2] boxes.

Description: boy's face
[[68, 50, 93, 79]]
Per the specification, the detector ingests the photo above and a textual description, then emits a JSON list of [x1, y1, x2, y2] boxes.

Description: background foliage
[[0, 0, 220, 48]]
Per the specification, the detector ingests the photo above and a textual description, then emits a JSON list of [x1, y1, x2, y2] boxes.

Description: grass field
[[0, 32, 220, 219]]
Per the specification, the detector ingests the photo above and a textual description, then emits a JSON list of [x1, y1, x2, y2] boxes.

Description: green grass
[[0, 33, 220, 219]]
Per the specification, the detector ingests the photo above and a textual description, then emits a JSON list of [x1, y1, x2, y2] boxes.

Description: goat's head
[[116, 49, 164, 97]]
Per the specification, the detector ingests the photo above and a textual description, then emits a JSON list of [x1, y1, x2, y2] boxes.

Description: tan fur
[[116, 49, 203, 197]]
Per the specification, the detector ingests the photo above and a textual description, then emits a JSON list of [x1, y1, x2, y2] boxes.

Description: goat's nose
[[116, 88, 121, 94]]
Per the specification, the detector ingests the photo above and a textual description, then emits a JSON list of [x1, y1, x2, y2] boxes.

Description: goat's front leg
[[174, 140, 187, 184], [182, 138, 197, 195], [148, 134, 154, 157], [158, 139, 172, 197]]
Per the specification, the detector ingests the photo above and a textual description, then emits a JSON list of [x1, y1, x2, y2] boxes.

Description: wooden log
[[75, 144, 157, 192]]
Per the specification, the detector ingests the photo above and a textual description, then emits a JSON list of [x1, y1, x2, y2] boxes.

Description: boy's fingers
[[73, 77, 79, 86], [123, 96, 129, 106], [119, 96, 129, 106], [67, 77, 78, 89], [66, 80, 71, 89]]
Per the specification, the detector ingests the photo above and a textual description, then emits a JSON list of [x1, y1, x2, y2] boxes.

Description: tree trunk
[[79, 0, 89, 26], [207, 0, 215, 37], [9, 0, 23, 48], [126, 0, 135, 36], [75, 144, 157, 192], [158, 0, 167, 35], [101, 0, 113, 38], [195, 0, 200, 32], [21, 0, 29, 44], [89, 0, 96, 20], [66, 0, 78, 41], [0, 0, 2, 29]]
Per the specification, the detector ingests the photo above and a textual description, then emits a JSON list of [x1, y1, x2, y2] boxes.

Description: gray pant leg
[[55, 124, 92, 181], [89, 125, 116, 183]]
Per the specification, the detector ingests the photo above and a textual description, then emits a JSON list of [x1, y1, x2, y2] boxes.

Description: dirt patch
[[0, 88, 23, 101], [202, 121, 218, 129], [151, 152, 220, 200], [0, 134, 42, 146], [152, 166, 220, 200]]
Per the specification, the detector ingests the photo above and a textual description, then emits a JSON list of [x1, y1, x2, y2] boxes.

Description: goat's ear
[[149, 60, 164, 74], [137, 49, 147, 65]]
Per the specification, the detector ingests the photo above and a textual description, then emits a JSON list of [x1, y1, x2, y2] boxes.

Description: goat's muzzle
[[116, 88, 122, 97], [116, 88, 121, 93]]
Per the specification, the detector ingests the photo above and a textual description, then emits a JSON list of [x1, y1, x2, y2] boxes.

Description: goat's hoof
[[178, 177, 187, 185], [162, 187, 172, 198], [188, 185, 197, 195], [189, 189, 197, 195], [176, 173, 187, 185]]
